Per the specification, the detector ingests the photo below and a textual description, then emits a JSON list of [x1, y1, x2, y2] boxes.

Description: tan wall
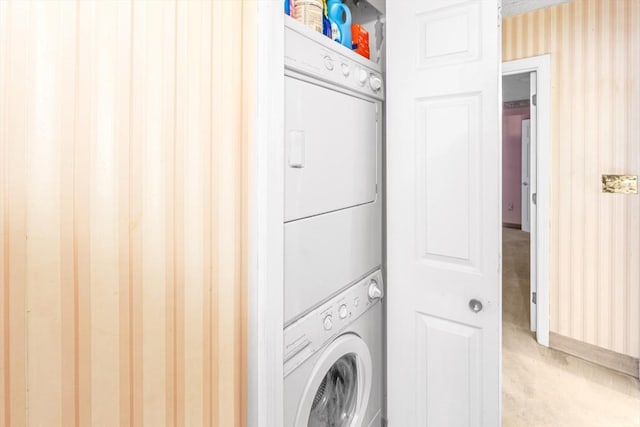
[[503, 0, 640, 358], [0, 1, 252, 425]]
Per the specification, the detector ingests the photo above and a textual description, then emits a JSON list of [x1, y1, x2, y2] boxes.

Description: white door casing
[[249, 3, 284, 427], [521, 119, 531, 233], [528, 70, 538, 332], [386, 0, 501, 426], [502, 56, 550, 346]]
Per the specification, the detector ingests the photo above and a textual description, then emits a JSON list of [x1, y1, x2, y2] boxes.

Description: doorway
[[502, 71, 534, 342], [502, 55, 551, 347], [502, 73, 531, 232]]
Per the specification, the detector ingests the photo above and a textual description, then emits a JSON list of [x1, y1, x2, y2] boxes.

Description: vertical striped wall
[[503, 0, 640, 358], [0, 1, 252, 426]]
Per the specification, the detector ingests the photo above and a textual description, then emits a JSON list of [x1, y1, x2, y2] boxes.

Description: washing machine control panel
[[283, 270, 384, 377]]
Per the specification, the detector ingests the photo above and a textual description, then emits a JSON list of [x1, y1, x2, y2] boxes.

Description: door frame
[[521, 119, 531, 233], [502, 55, 551, 347], [248, 2, 285, 427]]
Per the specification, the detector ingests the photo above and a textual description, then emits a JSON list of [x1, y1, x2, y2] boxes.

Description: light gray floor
[[502, 227, 640, 426]]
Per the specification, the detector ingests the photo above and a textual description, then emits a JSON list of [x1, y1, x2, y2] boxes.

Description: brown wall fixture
[[601, 175, 638, 194]]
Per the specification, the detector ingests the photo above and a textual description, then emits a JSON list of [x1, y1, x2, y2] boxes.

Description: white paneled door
[[386, 1, 501, 426]]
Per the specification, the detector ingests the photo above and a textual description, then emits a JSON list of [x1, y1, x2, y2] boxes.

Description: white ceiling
[[502, 0, 571, 17]]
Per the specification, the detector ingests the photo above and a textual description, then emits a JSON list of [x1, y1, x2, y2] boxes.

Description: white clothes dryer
[[283, 17, 384, 325], [284, 270, 384, 427]]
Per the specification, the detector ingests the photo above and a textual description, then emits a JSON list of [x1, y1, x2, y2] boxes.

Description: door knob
[[469, 299, 483, 313]]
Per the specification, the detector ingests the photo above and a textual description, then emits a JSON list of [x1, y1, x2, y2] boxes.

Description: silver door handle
[[469, 299, 483, 313]]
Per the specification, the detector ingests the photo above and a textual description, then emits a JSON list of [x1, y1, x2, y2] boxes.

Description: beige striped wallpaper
[[503, 0, 640, 358], [0, 1, 252, 426]]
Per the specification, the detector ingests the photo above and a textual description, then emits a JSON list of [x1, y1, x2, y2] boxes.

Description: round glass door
[[308, 353, 358, 427], [295, 333, 372, 427]]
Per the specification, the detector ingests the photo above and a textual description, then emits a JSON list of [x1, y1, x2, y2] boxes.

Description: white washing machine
[[284, 270, 384, 427], [284, 17, 384, 325]]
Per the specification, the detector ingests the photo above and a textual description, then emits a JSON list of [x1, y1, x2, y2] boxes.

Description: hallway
[[502, 228, 640, 426]]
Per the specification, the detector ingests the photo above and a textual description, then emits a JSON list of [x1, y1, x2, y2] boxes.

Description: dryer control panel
[[285, 17, 384, 100], [283, 270, 384, 377]]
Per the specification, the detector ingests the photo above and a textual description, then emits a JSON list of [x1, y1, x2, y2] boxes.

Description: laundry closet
[[282, 1, 387, 425], [264, 1, 503, 426]]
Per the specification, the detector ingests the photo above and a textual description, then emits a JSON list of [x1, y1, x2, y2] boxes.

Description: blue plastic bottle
[[327, 0, 352, 49], [322, 0, 332, 38]]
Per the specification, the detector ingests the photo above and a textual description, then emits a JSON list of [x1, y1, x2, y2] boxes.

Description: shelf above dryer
[[285, 0, 385, 72]]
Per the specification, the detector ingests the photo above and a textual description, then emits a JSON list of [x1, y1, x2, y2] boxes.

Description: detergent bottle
[[326, 0, 352, 49], [322, 0, 332, 38]]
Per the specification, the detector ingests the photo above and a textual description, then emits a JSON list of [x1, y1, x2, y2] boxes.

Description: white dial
[[368, 280, 383, 300], [369, 76, 382, 91], [339, 304, 348, 319], [323, 315, 333, 330], [358, 69, 368, 85], [323, 56, 334, 71]]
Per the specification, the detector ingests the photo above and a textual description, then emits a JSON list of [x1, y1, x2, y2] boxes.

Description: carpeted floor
[[502, 227, 640, 427]]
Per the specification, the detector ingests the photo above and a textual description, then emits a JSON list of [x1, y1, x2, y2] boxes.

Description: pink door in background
[[502, 102, 530, 227]]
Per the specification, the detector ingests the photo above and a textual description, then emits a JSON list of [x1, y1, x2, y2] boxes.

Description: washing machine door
[[295, 334, 372, 427]]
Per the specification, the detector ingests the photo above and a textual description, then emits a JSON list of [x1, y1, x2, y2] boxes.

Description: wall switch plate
[[601, 174, 638, 194]]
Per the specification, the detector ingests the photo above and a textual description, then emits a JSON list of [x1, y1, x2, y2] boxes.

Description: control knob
[[358, 69, 368, 85], [368, 280, 383, 301], [369, 75, 382, 91], [323, 56, 334, 71]]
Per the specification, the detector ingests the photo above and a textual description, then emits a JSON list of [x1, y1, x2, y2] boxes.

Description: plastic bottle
[[322, 0, 332, 38], [294, 0, 324, 34], [326, 0, 352, 48]]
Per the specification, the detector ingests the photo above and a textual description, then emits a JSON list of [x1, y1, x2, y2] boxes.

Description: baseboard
[[549, 332, 640, 378], [502, 222, 521, 229]]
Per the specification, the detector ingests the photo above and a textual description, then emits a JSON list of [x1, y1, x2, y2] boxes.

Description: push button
[[323, 315, 333, 331], [339, 304, 348, 319]]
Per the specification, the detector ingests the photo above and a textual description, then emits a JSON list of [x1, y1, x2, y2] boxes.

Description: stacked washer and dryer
[[283, 8, 385, 427]]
